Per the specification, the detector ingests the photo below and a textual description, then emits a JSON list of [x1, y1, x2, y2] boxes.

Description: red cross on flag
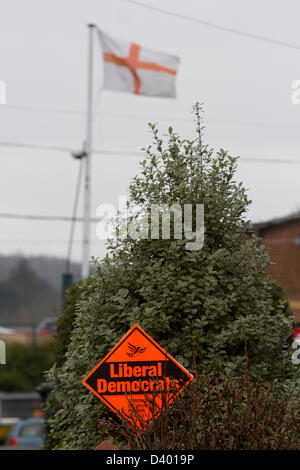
[[97, 29, 180, 98]]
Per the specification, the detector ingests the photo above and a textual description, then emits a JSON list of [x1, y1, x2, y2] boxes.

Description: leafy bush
[[43, 280, 86, 450], [52, 281, 83, 368], [46, 105, 297, 449]]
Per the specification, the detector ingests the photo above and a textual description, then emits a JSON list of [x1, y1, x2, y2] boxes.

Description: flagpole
[[82, 23, 95, 279]]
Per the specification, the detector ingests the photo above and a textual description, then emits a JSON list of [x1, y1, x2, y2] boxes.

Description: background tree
[[0, 343, 54, 392], [0, 258, 60, 326], [46, 105, 297, 449]]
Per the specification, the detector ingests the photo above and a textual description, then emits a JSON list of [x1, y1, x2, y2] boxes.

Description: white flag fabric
[[97, 29, 180, 98]]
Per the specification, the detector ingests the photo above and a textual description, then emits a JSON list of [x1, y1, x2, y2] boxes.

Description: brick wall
[[260, 220, 300, 323]]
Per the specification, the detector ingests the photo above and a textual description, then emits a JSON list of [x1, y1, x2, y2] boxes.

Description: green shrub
[[46, 105, 298, 449], [52, 282, 83, 368], [0, 343, 54, 392], [43, 280, 86, 450]]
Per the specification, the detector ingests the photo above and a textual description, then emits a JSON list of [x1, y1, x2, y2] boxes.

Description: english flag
[[97, 29, 180, 98]]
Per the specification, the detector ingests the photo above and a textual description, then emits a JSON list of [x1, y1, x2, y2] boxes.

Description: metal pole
[[82, 24, 95, 279]]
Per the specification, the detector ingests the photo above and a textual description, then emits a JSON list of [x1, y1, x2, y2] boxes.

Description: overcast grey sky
[[0, 0, 300, 263]]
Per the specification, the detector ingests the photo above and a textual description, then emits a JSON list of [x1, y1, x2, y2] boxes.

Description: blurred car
[[294, 336, 300, 346], [293, 328, 300, 338], [0, 418, 19, 445], [36, 317, 55, 335], [0, 326, 16, 334], [6, 418, 44, 449]]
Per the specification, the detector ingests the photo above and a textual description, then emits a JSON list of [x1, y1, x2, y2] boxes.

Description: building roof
[[252, 210, 300, 235]]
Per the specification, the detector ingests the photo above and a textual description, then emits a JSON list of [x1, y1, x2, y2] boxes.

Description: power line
[[0, 141, 72, 153], [0, 103, 192, 124], [0, 140, 299, 164], [1, 103, 191, 122], [0, 237, 297, 246], [122, 0, 300, 51], [0, 239, 103, 245], [0, 104, 84, 116], [0, 141, 141, 156], [2, 104, 300, 129], [205, 119, 300, 129], [93, 148, 142, 156], [241, 157, 300, 165], [0, 213, 100, 222]]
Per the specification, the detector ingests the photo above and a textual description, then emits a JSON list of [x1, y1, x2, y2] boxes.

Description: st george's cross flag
[[97, 29, 180, 98]]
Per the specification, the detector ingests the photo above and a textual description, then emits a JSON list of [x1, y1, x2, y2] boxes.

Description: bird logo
[[127, 342, 147, 357]]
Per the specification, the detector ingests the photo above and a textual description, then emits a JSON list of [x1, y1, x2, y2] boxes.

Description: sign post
[[82, 324, 194, 429]]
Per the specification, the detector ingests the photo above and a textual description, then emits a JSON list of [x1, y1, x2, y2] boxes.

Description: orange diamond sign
[[82, 324, 194, 429]]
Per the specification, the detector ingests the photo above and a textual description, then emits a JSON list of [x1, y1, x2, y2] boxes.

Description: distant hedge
[[0, 343, 54, 392]]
